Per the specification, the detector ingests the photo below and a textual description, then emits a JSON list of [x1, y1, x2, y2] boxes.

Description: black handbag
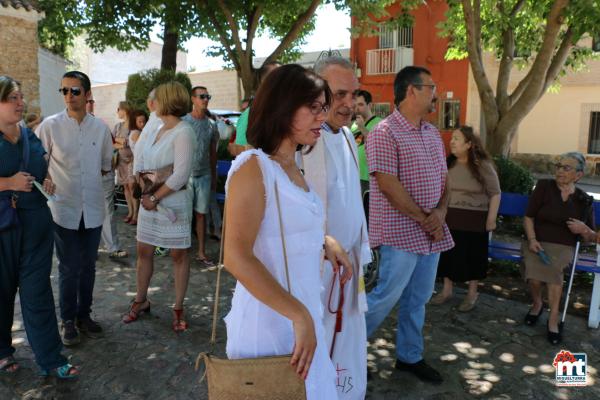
[[0, 129, 30, 232]]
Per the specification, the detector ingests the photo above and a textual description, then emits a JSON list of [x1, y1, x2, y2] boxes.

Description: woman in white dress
[[122, 82, 195, 332], [224, 64, 352, 399]]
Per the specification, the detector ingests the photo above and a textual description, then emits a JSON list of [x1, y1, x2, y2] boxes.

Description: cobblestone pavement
[[1, 210, 599, 399]]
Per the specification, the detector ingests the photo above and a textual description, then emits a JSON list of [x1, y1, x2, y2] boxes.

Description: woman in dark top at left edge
[[0, 75, 78, 379]]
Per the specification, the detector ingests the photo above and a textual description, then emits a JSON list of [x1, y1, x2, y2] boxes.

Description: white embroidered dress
[[224, 149, 338, 400], [134, 120, 195, 248]]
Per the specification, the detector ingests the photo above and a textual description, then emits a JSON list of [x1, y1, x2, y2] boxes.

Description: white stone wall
[[92, 69, 240, 128], [71, 37, 188, 85], [38, 48, 67, 118], [188, 69, 240, 111], [90, 82, 127, 129]]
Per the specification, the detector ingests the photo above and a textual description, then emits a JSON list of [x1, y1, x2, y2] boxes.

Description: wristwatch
[[149, 195, 159, 204]]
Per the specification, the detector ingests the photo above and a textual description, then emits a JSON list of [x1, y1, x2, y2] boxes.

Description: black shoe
[[60, 320, 80, 346], [395, 359, 443, 384], [524, 304, 544, 326], [547, 321, 562, 345], [76, 316, 104, 338]]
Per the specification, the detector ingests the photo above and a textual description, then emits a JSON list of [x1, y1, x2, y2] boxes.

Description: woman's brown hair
[[0, 76, 20, 102], [128, 109, 148, 131], [247, 64, 331, 155], [447, 125, 494, 190]]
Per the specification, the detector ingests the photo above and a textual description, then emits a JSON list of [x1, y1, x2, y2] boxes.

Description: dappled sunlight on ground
[[499, 352, 515, 363], [366, 284, 600, 399], [10, 320, 23, 332]]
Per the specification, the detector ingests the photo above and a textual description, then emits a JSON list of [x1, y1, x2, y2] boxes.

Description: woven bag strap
[[210, 180, 291, 346]]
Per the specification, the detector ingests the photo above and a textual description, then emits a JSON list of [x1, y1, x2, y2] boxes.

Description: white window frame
[[378, 24, 413, 49], [372, 102, 392, 119]]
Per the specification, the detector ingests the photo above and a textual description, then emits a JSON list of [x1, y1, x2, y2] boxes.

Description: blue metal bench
[[489, 192, 600, 328]]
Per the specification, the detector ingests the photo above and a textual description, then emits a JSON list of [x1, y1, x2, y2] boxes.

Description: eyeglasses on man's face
[[193, 94, 211, 100], [87, 100, 95, 104], [308, 101, 329, 115], [554, 163, 577, 172], [59, 87, 82, 96], [414, 83, 437, 94]]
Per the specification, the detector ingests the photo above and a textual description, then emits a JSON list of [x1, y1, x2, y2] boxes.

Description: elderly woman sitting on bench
[[523, 151, 596, 345]]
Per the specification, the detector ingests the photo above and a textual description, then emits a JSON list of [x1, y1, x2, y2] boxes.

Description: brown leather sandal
[[122, 299, 151, 323]]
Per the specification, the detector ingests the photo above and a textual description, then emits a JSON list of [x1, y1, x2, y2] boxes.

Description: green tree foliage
[[83, 0, 201, 70], [125, 69, 192, 112], [493, 156, 534, 194], [439, 0, 600, 156], [37, 0, 199, 69], [37, 0, 84, 57], [37, 0, 406, 95], [195, 0, 405, 97]]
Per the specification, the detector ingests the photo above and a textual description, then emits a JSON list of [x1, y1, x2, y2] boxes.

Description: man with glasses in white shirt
[[36, 71, 113, 346]]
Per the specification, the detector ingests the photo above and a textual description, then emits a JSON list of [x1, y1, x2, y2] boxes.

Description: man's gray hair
[[313, 56, 353, 76], [561, 151, 586, 172]]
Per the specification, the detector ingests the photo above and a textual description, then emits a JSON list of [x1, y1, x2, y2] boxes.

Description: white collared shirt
[[36, 110, 113, 230], [321, 124, 364, 253]]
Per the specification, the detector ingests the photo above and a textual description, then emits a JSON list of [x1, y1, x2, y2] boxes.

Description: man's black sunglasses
[[59, 87, 82, 96], [193, 94, 211, 100]]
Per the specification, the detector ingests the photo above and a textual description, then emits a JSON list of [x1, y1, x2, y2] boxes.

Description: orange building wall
[[351, 1, 470, 151]]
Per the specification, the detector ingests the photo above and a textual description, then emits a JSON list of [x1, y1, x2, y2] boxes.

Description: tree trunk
[[161, 20, 178, 71], [238, 63, 259, 99], [485, 121, 517, 157]]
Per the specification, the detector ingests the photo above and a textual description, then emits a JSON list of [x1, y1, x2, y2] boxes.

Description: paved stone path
[[1, 211, 599, 399]]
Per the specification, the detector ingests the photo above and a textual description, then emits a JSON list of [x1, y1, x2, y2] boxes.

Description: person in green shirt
[[234, 107, 250, 146], [351, 89, 383, 194], [230, 61, 282, 156]]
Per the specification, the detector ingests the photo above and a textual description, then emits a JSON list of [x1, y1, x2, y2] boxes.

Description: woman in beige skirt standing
[[523, 152, 596, 345]]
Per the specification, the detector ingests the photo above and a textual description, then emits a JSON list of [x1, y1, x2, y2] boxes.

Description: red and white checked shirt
[[366, 109, 454, 255]]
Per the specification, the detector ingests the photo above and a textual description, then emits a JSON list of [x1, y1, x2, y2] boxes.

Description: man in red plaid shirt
[[365, 66, 454, 384]]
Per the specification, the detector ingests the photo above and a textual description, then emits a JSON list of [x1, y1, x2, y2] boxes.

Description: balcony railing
[[366, 47, 414, 76]]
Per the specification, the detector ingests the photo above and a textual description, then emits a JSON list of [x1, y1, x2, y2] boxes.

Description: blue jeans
[[54, 218, 102, 322], [365, 246, 440, 363]]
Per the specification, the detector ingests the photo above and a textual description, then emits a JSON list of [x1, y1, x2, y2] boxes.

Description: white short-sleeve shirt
[[36, 110, 113, 230]]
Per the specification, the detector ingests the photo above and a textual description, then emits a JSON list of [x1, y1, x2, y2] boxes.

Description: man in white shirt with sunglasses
[[36, 71, 112, 347]]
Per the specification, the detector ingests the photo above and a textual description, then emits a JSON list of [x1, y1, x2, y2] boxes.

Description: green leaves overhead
[[438, 0, 600, 156], [37, 0, 404, 92], [37, 0, 85, 57], [82, 0, 201, 53], [440, 0, 600, 72], [37, 0, 200, 60]]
